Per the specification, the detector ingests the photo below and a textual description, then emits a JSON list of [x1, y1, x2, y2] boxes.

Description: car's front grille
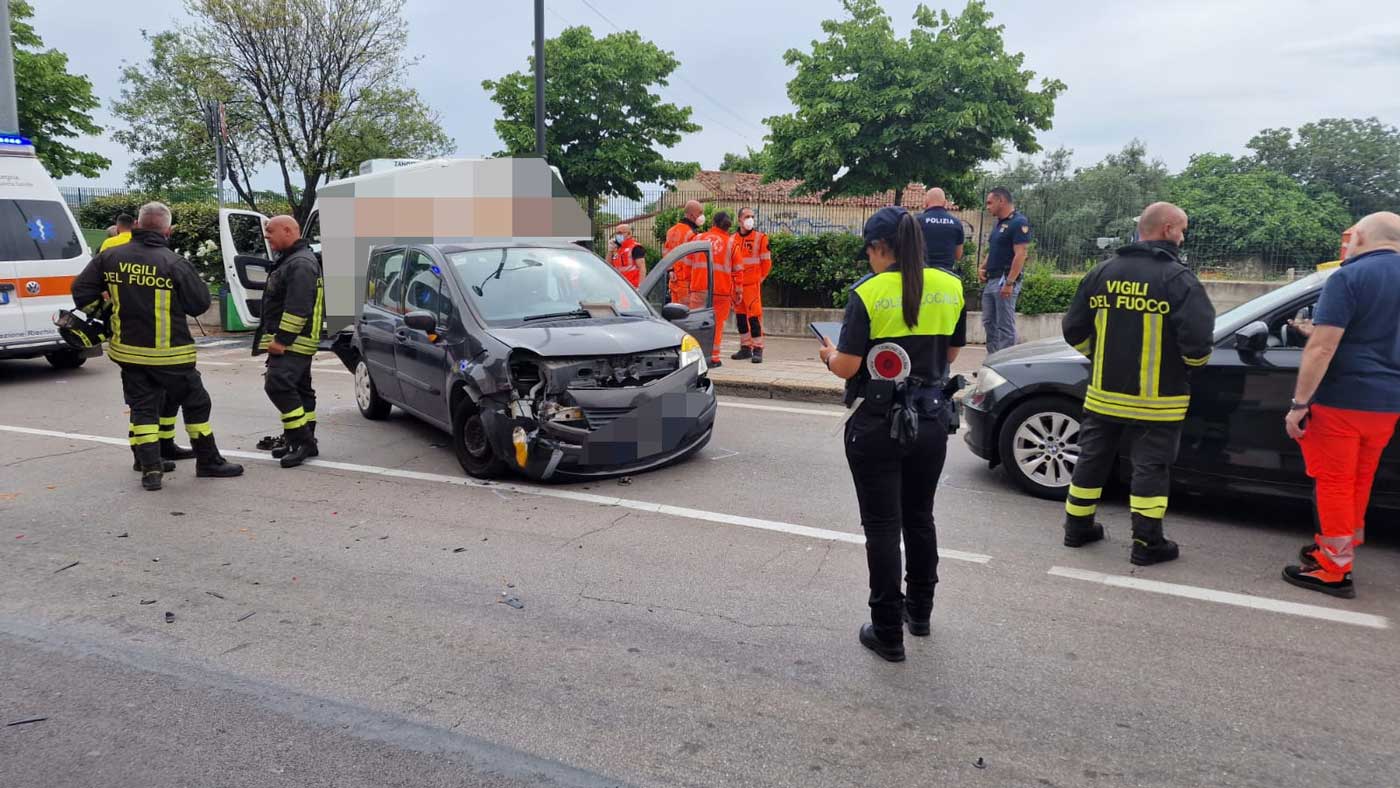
[[583, 407, 632, 430]]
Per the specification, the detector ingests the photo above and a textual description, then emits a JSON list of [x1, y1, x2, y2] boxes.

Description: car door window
[[402, 250, 448, 326], [369, 249, 407, 313]]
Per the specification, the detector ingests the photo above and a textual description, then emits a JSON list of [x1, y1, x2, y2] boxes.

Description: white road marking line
[[1047, 566, 1389, 630], [196, 339, 244, 348], [198, 361, 235, 366], [0, 423, 992, 565], [717, 399, 844, 417]]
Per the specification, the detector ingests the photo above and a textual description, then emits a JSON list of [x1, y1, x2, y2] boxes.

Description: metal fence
[[62, 183, 1339, 282]]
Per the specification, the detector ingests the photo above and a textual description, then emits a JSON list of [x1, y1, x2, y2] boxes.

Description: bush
[[766, 232, 867, 307], [76, 194, 292, 286]]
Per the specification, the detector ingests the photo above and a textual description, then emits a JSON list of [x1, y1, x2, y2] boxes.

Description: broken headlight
[[679, 334, 707, 374]]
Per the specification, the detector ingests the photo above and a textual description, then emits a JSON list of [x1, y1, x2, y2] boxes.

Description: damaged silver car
[[332, 240, 720, 480]]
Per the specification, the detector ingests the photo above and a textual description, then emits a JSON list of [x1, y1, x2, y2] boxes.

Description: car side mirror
[[1235, 320, 1270, 353], [661, 303, 690, 321], [404, 310, 437, 333]]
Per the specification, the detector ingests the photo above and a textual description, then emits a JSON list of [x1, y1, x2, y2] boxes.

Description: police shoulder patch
[[1021, 226, 1029, 233]]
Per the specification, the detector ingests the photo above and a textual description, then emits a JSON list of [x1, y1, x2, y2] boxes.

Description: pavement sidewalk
[[708, 335, 987, 403]]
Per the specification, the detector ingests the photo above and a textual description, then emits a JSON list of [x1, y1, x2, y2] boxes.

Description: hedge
[[76, 194, 292, 286]]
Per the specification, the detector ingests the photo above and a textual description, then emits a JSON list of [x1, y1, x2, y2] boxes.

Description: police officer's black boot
[[858, 624, 905, 662], [131, 446, 176, 473], [279, 426, 316, 469], [192, 435, 244, 478], [1063, 514, 1104, 547], [1129, 514, 1179, 566], [160, 438, 196, 462]]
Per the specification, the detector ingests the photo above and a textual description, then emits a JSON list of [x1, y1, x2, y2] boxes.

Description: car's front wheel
[[353, 358, 392, 420], [45, 350, 86, 370], [452, 399, 506, 479], [998, 397, 1082, 500]]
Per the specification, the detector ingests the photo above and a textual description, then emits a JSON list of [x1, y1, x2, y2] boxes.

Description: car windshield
[[447, 246, 650, 324], [1212, 269, 1334, 340]]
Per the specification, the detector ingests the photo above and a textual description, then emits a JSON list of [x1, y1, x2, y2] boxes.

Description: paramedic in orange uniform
[[729, 206, 772, 364], [693, 211, 735, 367], [664, 200, 705, 304], [608, 224, 642, 287]]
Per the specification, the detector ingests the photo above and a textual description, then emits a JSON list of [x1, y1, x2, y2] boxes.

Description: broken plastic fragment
[[498, 594, 524, 610], [164, 612, 175, 623]]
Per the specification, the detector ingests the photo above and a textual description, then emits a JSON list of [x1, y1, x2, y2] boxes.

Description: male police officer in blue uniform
[[980, 187, 1031, 355], [919, 187, 964, 271]]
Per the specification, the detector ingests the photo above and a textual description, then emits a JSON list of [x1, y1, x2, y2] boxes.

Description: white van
[[0, 134, 97, 368]]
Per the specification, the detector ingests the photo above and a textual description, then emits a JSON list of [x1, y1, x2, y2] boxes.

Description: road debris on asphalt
[[164, 612, 175, 623], [53, 561, 79, 574], [236, 612, 256, 622], [139, 599, 156, 605], [498, 593, 524, 610], [5, 717, 47, 727], [206, 591, 225, 600], [452, 547, 467, 553]]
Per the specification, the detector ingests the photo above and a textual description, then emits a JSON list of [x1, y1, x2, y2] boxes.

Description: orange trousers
[[734, 286, 764, 349], [690, 291, 731, 363], [1297, 403, 1399, 574]]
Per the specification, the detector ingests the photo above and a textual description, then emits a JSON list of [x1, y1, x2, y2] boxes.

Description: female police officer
[[819, 206, 967, 662]]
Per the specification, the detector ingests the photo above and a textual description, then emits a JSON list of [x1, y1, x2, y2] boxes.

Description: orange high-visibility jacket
[[693, 227, 735, 295], [664, 221, 700, 286], [610, 238, 641, 287], [729, 230, 772, 288]]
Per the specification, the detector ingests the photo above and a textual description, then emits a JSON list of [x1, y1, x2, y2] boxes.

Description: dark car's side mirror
[[404, 310, 437, 334], [661, 303, 691, 321], [1235, 320, 1270, 353]]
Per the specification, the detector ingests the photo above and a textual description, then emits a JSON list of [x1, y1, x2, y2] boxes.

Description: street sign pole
[[0, 1, 19, 134], [534, 0, 546, 159]]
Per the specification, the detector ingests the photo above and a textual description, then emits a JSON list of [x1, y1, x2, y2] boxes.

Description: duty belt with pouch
[[856, 377, 935, 450]]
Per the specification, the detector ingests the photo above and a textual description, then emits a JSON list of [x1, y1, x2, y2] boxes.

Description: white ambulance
[[0, 134, 97, 368]]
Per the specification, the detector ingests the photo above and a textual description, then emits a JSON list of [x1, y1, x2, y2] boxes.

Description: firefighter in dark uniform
[[71, 202, 244, 491], [819, 207, 967, 662], [1060, 202, 1215, 565], [258, 215, 324, 469]]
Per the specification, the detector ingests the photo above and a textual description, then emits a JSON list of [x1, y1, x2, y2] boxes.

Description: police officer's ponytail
[[893, 211, 926, 328]]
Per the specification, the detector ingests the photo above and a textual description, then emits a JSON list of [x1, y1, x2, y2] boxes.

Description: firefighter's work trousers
[[121, 364, 214, 469], [734, 286, 764, 350], [1297, 404, 1398, 574], [689, 291, 731, 364], [265, 353, 317, 436], [1065, 414, 1181, 528]]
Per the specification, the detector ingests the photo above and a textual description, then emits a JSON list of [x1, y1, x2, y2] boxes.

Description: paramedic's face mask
[[741, 217, 755, 232], [696, 213, 706, 227]]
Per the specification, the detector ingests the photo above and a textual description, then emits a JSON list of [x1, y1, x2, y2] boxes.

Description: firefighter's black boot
[[1063, 514, 1104, 547], [193, 435, 244, 478], [131, 446, 175, 473], [135, 443, 163, 491], [730, 346, 752, 361], [141, 470, 163, 491], [160, 438, 196, 462], [273, 422, 318, 460], [279, 426, 316, 469], [1130, 513, 1179, 566]]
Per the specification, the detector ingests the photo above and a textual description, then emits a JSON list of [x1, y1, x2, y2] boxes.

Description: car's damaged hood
[[489, 318, 684, 357]]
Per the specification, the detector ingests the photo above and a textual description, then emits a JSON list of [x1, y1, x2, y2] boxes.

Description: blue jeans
[[981, 278, 1021, 356]]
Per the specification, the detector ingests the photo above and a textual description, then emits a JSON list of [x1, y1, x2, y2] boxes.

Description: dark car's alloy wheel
[[453, 399, 506, 479], [999, 398, 1082, 500], [354, 359, 392, 420]]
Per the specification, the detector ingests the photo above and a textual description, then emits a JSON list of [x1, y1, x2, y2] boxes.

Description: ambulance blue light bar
[[0, 134, 33, 146]]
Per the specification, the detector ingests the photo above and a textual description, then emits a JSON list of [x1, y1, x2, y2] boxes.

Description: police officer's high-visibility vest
[[849, 267, 965, 392]]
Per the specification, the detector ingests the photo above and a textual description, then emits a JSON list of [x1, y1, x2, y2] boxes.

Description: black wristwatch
[[1289, 398, 1311, 411]]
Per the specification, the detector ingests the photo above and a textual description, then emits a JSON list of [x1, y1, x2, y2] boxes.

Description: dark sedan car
[[331, 240, 723, 481], [961, 267, 1400, 507]]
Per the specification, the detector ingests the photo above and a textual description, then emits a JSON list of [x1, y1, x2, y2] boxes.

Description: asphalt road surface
[[2, 344, 1397, 788]]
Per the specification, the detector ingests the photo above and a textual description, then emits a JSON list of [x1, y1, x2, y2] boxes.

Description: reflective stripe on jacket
[[71, 229, 209, 368], [1062, 242, 1216, 422], [258, 241, 324, 356], [730, 230, 771, 287]]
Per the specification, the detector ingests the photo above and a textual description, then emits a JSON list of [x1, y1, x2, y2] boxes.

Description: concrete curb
[[710, 376, 844, 404]]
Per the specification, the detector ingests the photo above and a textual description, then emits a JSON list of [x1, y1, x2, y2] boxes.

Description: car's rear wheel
[[453, 399, 506, 479], [354, 358, 392, 420], [46, 350, 86, 370], [998, 397, 1082, 500]]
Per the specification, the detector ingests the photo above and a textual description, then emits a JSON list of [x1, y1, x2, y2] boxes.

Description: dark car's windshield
[[1213, 269, 1333, 341], [447, 247, 650, 324]]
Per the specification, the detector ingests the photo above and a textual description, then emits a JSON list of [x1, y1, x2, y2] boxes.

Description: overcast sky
[[35, 0, 1400, 189]]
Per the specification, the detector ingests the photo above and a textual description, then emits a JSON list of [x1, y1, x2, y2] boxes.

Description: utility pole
[[534, 0, 546, 158], [0, 0, 19, 134]]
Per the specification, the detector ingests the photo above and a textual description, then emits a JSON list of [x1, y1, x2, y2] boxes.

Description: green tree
[[1169, 153, 1352, 268], [113, 0, 453, 223], [483, 26, 700, 225], [11, 0, 109, 177], [719, 146, 770, 173], [764, 0, 1064, 206], [1245, 117, 1400, 219]]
